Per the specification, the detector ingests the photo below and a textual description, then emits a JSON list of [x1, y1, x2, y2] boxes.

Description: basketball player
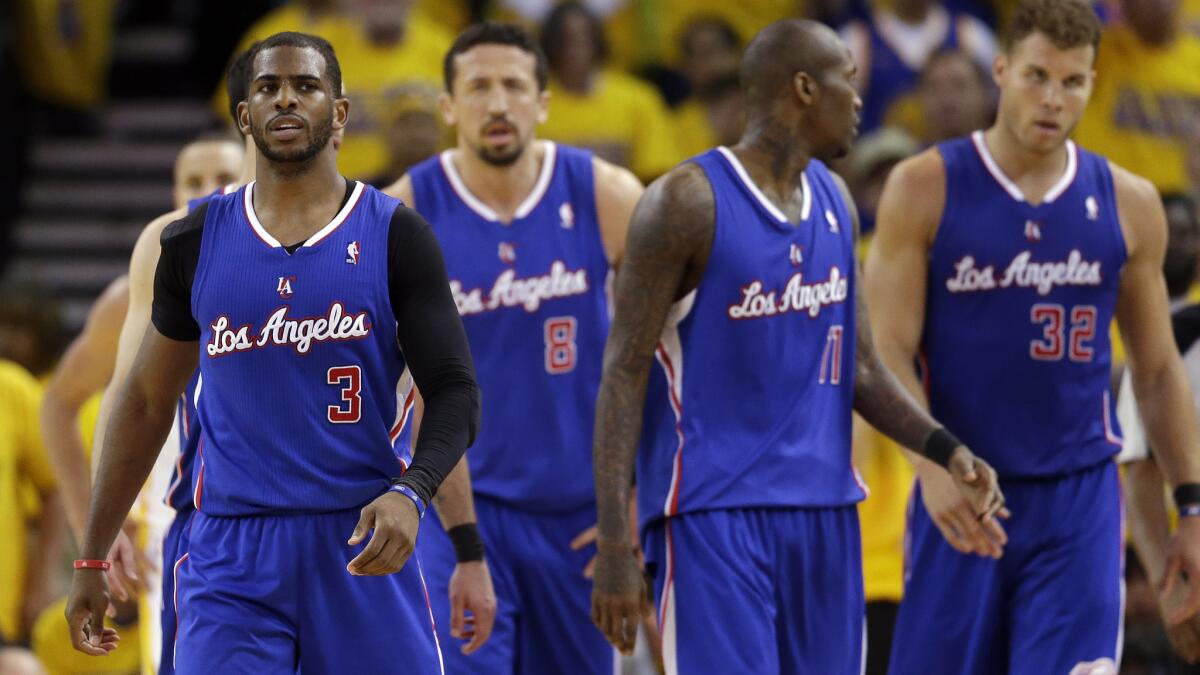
[[589, 19, 1004, 674], [386, 22, 642, 673], [865, 2, 1200, 672], [65, 32, 480, 672]]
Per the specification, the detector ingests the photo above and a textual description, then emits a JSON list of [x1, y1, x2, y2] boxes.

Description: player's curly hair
[[244, 32, 343, 99], [1004, 0, 1102, 53]]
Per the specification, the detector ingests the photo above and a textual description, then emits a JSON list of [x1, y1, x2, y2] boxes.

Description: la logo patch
[[277, 275, 296, 299], [789, 244, 804, 267], [498, 242, 517, 264], [1024, 220, 1042, 242], [346, 241, 360, 265]]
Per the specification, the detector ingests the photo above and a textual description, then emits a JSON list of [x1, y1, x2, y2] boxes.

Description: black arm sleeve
[[152, 203, 206, 341], [388, 205, 481, 506]]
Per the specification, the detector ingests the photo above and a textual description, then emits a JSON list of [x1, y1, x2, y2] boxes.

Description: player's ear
[[992, 53, 1006, 88], [536, 89, 550, 125], [793, 72, 816, 105], [439, 92, 456, 127], [238, 101, 251, 137], [332, 96, 350, 131]]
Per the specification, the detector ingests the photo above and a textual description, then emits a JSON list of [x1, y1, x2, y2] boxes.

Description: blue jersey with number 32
[[407, 143, 611, 512], [923, 133, 1127, 478]]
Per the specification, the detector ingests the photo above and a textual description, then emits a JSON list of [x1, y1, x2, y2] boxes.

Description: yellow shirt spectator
[[540, 71, 679, 181], [854, 421, 913, 603], [0, 360, 56, 642], [15, 0, 118, 108], [1074, 24, 1200, 194]]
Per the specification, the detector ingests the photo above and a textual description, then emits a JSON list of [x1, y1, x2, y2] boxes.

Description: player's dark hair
[[540, 2, 609, 73], [245, 32, 343, 99], [225, 46, 255, 124], [680, 16, 740, 58], [1003, 0, 1101, 53], [1163, 192, 1200, 298], [920, 48, 991, 89], [443, 22, 548, 92]]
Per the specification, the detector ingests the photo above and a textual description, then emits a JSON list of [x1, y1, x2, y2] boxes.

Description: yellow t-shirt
[[0, 360, 56, 642], [33, 596, 141, 675], [672, 99, 719, 162], [1074, 26, 1200, 195], [854, 422, 914, 603], [14, 0, 118, 108], [540, 71, 679, 182]]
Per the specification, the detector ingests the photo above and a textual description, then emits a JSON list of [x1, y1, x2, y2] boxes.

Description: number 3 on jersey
[[545, 316, 577, 374], [327, 365, 362, 423], [1030, 304, 1096, 362]]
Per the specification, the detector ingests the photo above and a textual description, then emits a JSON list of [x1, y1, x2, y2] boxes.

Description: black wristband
[[1174, 483, 1200, 510], [922, 427, 961, 468], [447, 523, 485, 563]]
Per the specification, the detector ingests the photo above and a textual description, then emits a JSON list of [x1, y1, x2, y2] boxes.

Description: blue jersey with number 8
[[407, 142, 611, 512]]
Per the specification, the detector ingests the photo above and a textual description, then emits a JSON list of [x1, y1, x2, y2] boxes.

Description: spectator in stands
[[840, 0, 998, 134], [844, 127, 921, 236], [369, 82, 442, 188], [915, 48, 995, 144], [0, 283, 64, 378], [1075, 0, 1200, 195], [536, 2, 678, 181], [0, 358, 64, 670], [671, 18, 745, 159]]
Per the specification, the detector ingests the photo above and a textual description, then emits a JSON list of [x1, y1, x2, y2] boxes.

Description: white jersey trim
[[658, 290, 696, 518], [971, 131, 1077, 205], [439, 141, 558, 223], [716, 146, 811, 224], [243, 180, 365, 248]]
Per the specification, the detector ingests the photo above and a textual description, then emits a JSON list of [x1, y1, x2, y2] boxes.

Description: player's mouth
[[483, 122, 516, 145], [1033, 120, 1060, 135], [268, 115, 306, 141]]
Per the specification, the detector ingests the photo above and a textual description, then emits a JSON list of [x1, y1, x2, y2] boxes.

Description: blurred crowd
[[2, 0, 1200, 673]]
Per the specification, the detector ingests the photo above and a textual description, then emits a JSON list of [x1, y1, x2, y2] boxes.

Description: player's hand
[[106, 525, 147, 603], [917, 459, 1008, 559], [448, 560, 496, 654], [347, 491, 419, 576], [1161, 516, 1200, 625], [591, 540, 648, 656], [65, 570, 121, 656], [573, 491, 642, 578], [1159, 574, 1200, 663]]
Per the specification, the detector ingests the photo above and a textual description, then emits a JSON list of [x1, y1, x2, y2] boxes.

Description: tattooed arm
[[591, 163, 713, 655]]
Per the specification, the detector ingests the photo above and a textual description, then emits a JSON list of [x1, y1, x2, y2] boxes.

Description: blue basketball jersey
[[637, 148, 865, 533], [189, 182, 415, 516], [860, 15, 961, 132], [407, 142, 610, 511], [924, 132, 1127, 478]]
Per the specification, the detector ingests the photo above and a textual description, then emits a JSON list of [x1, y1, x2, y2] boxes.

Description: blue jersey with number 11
[[923, 133, 1127, 478], [407, 142, 611, 512]]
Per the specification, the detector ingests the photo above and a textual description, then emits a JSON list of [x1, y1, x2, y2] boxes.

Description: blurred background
[[1, 0, 1198, 673]]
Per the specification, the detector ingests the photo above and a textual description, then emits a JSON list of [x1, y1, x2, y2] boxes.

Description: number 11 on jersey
[[819, 325, 844, 385]]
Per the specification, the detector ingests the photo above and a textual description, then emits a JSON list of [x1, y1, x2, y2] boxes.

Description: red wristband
[[73, 559, 111, 571]]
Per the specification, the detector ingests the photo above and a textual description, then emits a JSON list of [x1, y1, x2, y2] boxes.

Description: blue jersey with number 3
[[637, 148, 864, 533], [189, 182, 414, 516], [924, 133, 1127, 478], [407, 143, 611, 512]]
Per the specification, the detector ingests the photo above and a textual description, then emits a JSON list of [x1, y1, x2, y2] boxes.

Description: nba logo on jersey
[[1024, 220, 1042, 242], [559, 202, 575, 229], [825, 209, 839, 233], [276, 276, 295, 299], [498, 242, 517, 264], [1086, 196, 1099, 221], [346, 241, 360, 265]]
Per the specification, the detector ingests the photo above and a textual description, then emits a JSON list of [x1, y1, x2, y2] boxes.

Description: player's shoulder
[[161, 200, 210, 245], [1105, 159, 1160, 208], [591, 154, 643, 197]]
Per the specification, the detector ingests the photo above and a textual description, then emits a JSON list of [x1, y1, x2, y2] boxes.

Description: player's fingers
[[932, 513, 972, 554], [105, 568, 129, 602], [1163, 555, 1184, 597], [583, 554, 597, 579], [361, 538, 402, 576], [463, 603, 495, 654], [980, 515, 1008, 549], [449, 585, 467, 638], [950, 506, 995, 557], [1173, 573, 1200, 625], [115, 541, 142, 587], [618, 601, 640, 654], [347, 506, 375, 546], [571, 524, 599, 551], [347, 529, 388, 575]]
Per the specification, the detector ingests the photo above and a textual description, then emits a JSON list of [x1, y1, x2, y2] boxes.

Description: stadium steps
[[9, 22, 207, 335]]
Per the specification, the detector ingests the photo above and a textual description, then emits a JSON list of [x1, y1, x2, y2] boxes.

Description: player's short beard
[[250, 110, 334, 165], [476, 140, 525, 167]]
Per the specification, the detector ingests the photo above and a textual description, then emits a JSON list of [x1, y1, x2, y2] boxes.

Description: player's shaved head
[[739, 19, 845, 114]]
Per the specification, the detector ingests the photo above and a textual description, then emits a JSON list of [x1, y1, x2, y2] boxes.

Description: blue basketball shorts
[[158, 505, 193, 675]]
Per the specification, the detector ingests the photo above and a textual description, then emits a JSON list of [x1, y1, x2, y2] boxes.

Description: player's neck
[[735, 122, 813, 207], [982, 125, 1069, 194], [252, 151, 347, 245], [451, 140, 546, 222]]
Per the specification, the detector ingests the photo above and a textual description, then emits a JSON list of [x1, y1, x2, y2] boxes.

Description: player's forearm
[[854, 350, 942, 463], [80, 385, 178, 560], [404, 374, 481, 506], [593, 358, 650, 547], [1134, 360, 1200, 486], [1123, 459, 1172, 586], [39, 395, 94, 543], [433, 457, 477, 530]]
